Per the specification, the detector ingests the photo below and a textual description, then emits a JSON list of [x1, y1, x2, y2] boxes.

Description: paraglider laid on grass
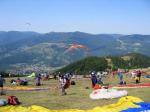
[[90, 88, 128, 99], [0, 96, 150, 112]]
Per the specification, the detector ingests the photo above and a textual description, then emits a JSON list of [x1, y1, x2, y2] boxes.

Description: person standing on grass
[[36, 74, 42, 86], [96, 71, 103, 84], [117, 68, 123, 84], [112, 71, 115, 78], [0, 75, 5, 95], [59, 74, 67, 95], [138, 70, 142, 82], [91, 71, 97, 88], [136, 70, 142, 83]]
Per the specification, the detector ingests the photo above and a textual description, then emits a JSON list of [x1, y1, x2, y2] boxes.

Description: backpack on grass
[[71, 81, 76, 85], [7, 96, 20, 105], [0, 99, 7, 106]]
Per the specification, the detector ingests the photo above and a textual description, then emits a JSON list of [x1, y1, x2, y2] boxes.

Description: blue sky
[[0, 0, 150, 34]]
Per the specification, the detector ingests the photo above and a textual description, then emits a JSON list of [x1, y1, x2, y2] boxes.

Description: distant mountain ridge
[[0, 31, 150, 73]]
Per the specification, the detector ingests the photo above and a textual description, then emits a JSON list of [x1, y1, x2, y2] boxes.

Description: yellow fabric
[[4, 87, 35, 90], [0, 96, 143, 112], [135, 77, 139, 80], [3, 86, 47, 91]]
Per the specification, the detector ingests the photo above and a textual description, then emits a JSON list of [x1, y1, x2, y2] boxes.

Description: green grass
[[0, 76, 150, 110]]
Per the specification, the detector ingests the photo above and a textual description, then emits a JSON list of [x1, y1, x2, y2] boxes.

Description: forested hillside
[[57, 53, 150, 74]]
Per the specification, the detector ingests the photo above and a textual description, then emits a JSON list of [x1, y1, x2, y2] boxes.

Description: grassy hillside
[[57, 53, 150, 74], [57, 56, 108, 75], [111, 53, 150, 70]]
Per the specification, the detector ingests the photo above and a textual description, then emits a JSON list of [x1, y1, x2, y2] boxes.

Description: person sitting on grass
[[16, 78, 22, 85], [10, 79, 16, 85], [15, 78, 28, 86], [20, 79, 28, 86], [23, 79, 28, 85]]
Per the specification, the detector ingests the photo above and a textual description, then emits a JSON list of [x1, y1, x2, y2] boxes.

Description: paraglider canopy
[[27, 72, 35, 77]]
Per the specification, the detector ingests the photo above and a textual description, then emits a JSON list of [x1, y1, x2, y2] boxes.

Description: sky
[[0, 0, 150, 34]]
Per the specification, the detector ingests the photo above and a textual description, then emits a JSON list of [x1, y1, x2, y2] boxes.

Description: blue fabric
[[121, 102, 150, 112], [91, 76, 97, 84], [146, 75, 150, 78]]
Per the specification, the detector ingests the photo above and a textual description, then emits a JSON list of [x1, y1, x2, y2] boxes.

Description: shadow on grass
[[68, 93, 77, 95]]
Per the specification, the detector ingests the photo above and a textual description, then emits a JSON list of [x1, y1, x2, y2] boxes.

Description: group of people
[[10, 78, 28, 86], [0, 69, 144, 97], [90, 71, 104, 88], [0, 72, 73, 96], [90, 68, 143, 88], [34, 72, 73, 95], [116, 69, 142, 85]]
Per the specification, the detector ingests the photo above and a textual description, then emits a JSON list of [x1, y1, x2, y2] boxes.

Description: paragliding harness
[[63, 73, 72, 89], [119, 81, 126, 85], [7, 96, 21, 105], [136, 71, 141, 83], [36, 82, 41, 86], [64, 78, 70, 89], [101, 84, 109, 89], [135, 77, 140, 84]]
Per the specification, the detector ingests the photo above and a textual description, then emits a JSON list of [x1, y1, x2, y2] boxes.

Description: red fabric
[[94, 84, 101, 90], [116, 83, 150, 87], [125, 83, 150, 87], [93, 83, 150, 89], [64, 80, 70, 89], [8, 96, 20, 105]]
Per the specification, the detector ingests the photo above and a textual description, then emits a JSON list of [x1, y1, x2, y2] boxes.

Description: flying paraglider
[[64, 43, 89, 55]]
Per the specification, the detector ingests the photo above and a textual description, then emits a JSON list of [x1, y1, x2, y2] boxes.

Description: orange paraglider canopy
[[64, 44, 89, 55], [69, 44, 88, 50]]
